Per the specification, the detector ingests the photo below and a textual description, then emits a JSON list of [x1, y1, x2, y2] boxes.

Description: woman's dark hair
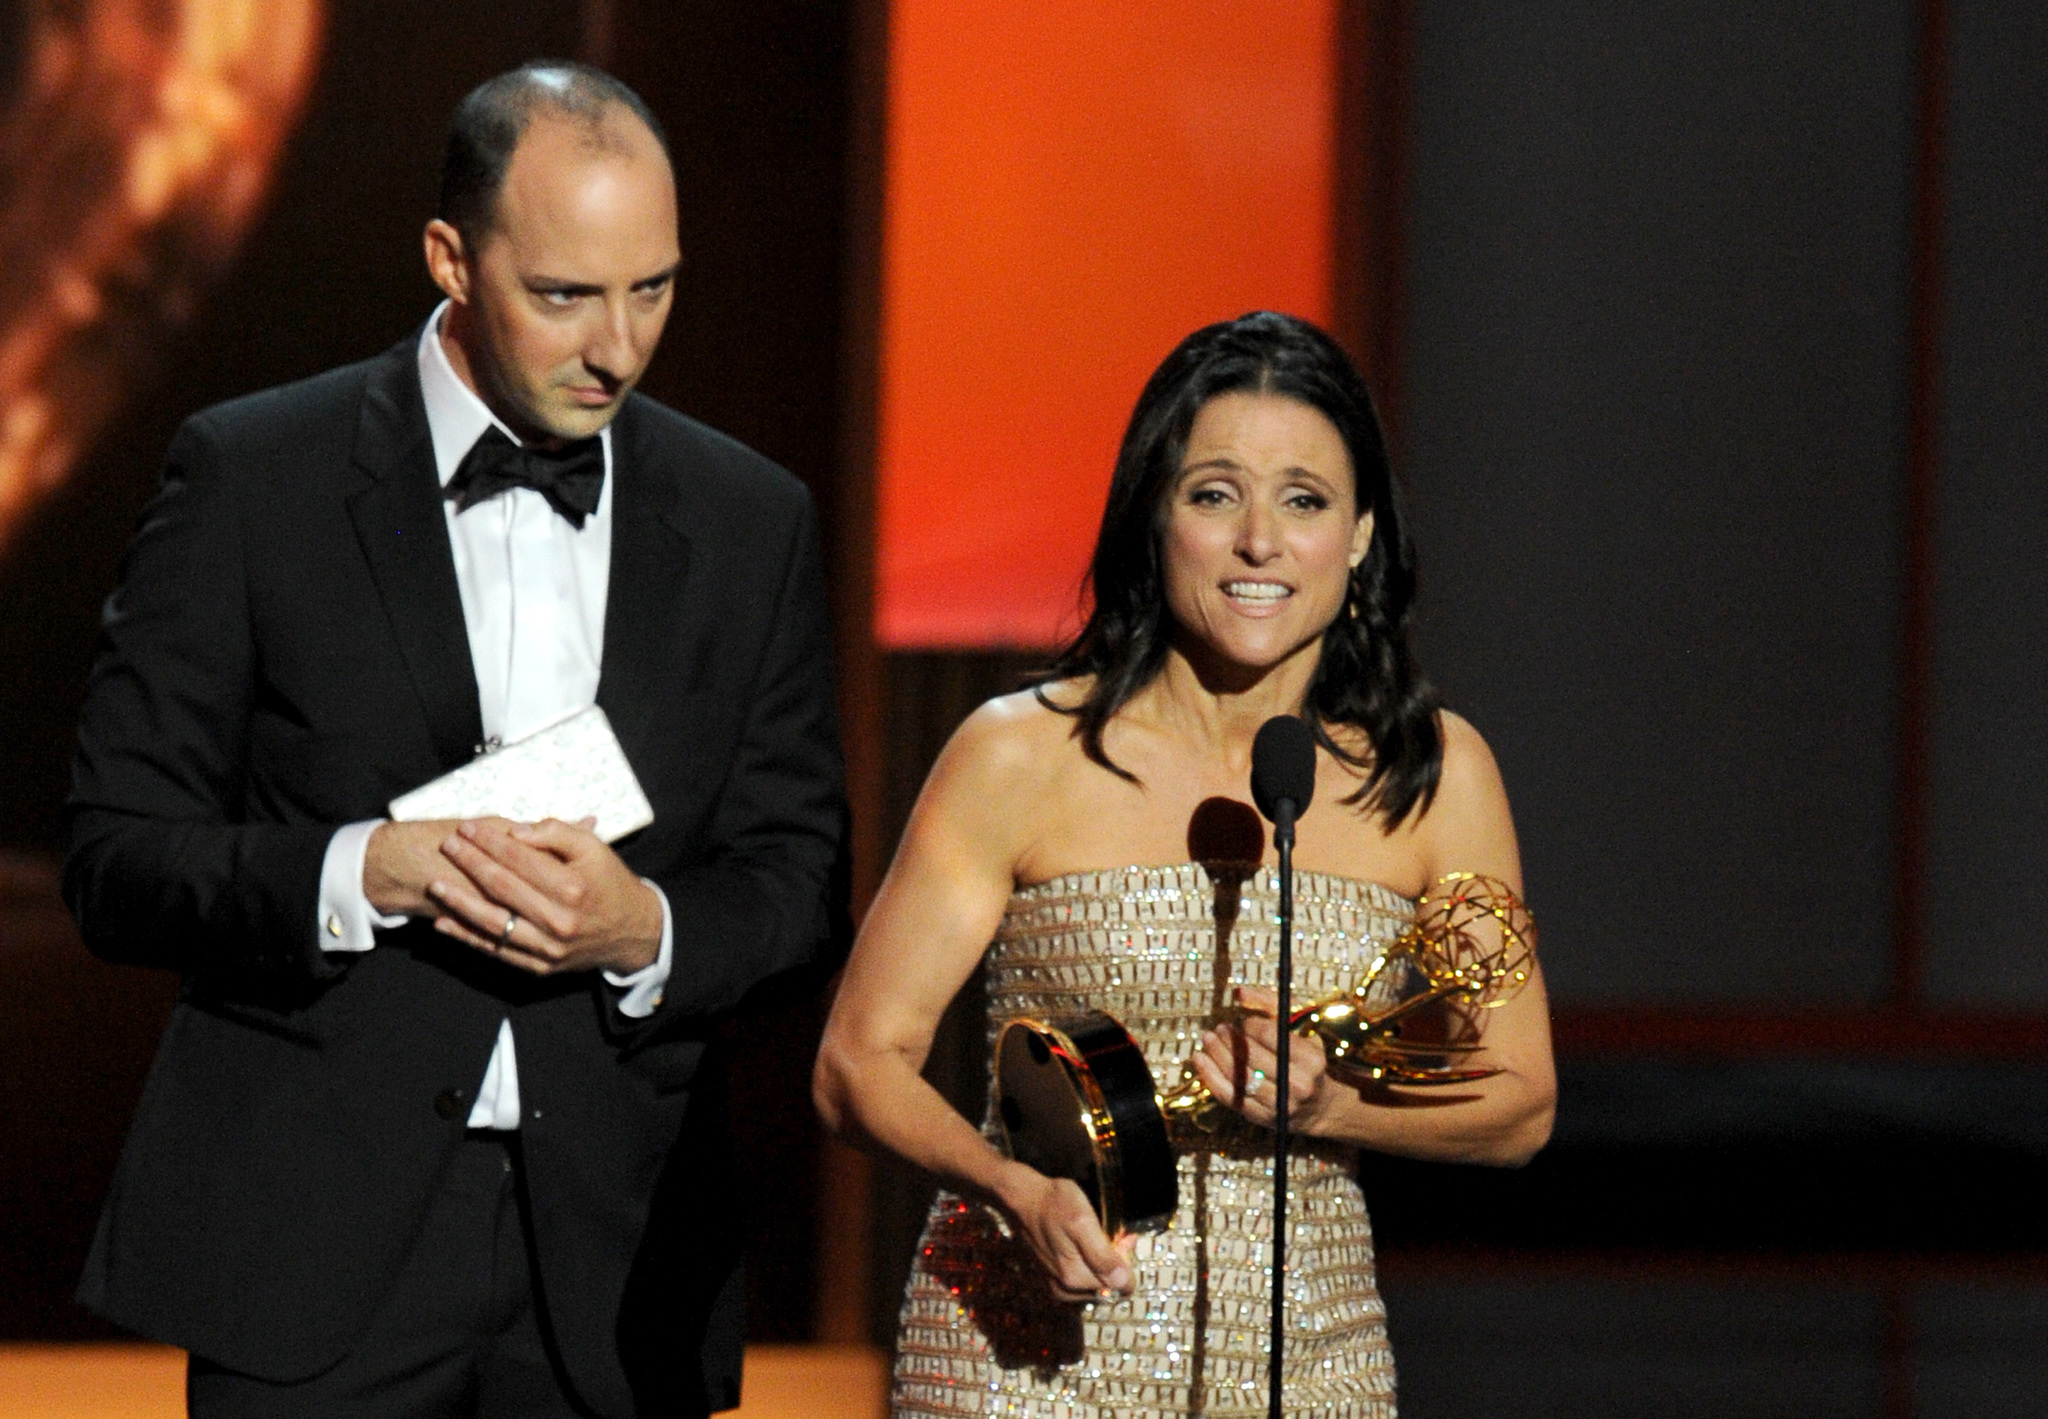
[[1031, 310, 1444, 825]]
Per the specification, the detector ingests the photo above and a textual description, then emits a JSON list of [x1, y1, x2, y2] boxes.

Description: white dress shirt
[[314, 303, 673, 1130]]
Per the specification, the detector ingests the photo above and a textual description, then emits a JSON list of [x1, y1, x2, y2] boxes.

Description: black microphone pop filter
[[1250, 715, 1317, 825]]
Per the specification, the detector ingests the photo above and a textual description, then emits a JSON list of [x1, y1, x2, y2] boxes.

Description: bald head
[[439, 61, 670, 247]]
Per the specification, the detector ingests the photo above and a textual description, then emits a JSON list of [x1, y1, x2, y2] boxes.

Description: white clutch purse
[[387, 705, 655, 843]]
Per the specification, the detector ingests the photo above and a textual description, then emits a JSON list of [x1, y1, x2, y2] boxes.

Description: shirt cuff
[[318, 819, 408, 953], [603, 879, 672, 1017]]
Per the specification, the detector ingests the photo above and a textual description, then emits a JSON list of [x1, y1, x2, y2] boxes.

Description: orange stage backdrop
[[875, 0, 1339, 648]]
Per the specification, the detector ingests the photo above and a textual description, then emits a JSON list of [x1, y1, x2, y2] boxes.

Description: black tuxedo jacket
[[64, 336, 848, 1417]]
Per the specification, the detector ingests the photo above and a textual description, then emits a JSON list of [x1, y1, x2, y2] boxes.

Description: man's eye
[[539, 289, 578, 306]]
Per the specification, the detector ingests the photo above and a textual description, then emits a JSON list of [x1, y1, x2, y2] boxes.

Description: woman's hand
[[1188, 986, 1336, 1134], [995, 1161, 1134, 1302]]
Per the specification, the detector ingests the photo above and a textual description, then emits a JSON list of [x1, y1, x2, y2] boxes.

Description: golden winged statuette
[[1160, 872, 1536, 1135]]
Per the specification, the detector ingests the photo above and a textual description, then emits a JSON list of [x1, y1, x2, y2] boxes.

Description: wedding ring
[[1249, 1069, 1267, 1089], [500, 912, 519, 947]]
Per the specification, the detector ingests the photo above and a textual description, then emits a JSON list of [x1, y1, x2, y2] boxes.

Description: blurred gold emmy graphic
[[993, 872, 1536, 1236]]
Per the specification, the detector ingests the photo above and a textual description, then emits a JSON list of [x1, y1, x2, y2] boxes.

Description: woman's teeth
[[1224, 582, 1290, 601]]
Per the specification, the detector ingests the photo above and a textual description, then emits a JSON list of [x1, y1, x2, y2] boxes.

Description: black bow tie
[[446, 427, 605, 528]]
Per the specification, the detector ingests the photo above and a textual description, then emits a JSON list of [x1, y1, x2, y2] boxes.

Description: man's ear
[[422, 219, 471, 303]]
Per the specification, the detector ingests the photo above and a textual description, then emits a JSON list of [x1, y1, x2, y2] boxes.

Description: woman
[[815, 312, 1555, 1417]]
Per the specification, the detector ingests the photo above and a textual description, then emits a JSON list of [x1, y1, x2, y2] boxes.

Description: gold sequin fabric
[[893, 863, 1410, 1418]]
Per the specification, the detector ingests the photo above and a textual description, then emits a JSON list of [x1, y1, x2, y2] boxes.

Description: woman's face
[[1161, 391, 1372, 675]]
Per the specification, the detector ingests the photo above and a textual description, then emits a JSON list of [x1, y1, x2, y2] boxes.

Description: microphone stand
[[1267, 795, 1296, 1419]]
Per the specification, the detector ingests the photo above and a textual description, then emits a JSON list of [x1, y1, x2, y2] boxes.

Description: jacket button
[[434, 1088, 467, 1119]]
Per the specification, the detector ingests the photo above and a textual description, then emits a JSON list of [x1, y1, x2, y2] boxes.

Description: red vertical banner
[[876, 0, 1340, 649]]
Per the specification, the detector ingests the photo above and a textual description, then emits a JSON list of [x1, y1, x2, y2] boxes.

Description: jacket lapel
[[597, 397, 694, 770], [345, 338, 485, 774]]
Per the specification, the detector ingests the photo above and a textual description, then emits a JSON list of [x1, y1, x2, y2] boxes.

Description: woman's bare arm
[[814, 695, 1134, 1297]]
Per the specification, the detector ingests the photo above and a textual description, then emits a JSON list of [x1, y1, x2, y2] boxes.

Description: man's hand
[[365, 819, 478, 917], [428, 817, 664, 977]]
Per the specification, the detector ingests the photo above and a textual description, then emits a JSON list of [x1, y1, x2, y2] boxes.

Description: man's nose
[[583, 299, 638, 381]]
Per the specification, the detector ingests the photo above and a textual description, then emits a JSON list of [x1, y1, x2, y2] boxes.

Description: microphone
[[1251, 714, 1317, 844], [1248, 713, 1314, 1419]]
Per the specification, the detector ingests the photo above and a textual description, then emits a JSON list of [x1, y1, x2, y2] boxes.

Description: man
[[64, 62, 846, 1417]]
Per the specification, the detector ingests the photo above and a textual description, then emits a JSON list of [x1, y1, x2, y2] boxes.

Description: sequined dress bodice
[[893, 863, 1409, 1418]]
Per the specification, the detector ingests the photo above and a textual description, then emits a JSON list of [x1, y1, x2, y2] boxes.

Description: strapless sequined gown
[[893, 863, 1410, 1418]]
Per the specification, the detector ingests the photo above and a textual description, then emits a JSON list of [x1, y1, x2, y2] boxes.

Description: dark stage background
[[3, 3, 2045, 1416]]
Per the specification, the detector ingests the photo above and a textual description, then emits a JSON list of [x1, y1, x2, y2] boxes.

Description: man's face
[[440, 110, 680, 443]]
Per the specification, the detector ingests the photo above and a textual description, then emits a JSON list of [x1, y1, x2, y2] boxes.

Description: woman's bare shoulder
[[1436, 710, 1502, 787], [896, 682, 1093, 876], [1413, 709, 1520, 879], [930, 681, 1088, 795]]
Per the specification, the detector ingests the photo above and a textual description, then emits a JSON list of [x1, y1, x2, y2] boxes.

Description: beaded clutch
[[387, 705, 654, 843]]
